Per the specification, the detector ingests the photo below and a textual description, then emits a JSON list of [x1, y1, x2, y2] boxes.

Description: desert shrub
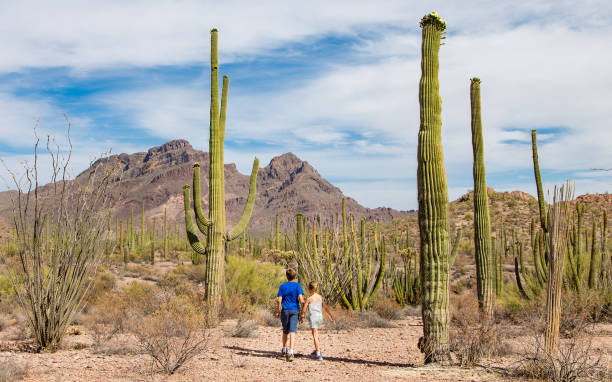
[[450, 294, 510, 366], [171, 264, 207, 283], [0, 274, 13, 297], [123, 263, 153, 278], [358, 311, 397, 328], [372, 298, 403, 320], [514, 334, 610, 382], [230, 319, 259, 338], [122, 281, 159, 316], [127, 289, 209, 375], [87, 270, 116, 305], [0, 359, 27, 382], [401, 305, 420, 317], [84, 293, 128, 350], [224, 255, 284, 308], [255, 309, 280, 327]]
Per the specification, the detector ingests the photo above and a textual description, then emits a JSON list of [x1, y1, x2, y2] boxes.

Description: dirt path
[[1, 316, 518, 382]]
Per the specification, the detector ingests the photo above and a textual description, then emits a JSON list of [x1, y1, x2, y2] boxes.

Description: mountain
[[3, 139, 409, 235]]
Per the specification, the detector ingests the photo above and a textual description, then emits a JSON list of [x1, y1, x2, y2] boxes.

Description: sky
[[0, 0, 610, 210]]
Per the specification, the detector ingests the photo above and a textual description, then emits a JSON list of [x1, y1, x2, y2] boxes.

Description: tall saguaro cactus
[[469, 78, 494, 318], [416, 12, 451, 365], [183, 29, 259, 314]]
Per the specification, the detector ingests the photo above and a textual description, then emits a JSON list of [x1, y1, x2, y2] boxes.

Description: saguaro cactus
[[469, 78, 494, 318], [416, 11, 451, 364], [183, 29, 259, 313], [545, 183, 573, 355]]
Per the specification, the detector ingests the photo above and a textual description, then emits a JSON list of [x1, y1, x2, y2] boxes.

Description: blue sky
[[0, 1, 610, 210]]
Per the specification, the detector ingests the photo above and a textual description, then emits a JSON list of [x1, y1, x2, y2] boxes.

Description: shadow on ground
[[224, 345, 416, 368]]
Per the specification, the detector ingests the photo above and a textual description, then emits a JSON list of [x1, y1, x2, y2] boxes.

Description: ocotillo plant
[[416, 11, 451, 364], [469, 78, 494, 318], [545, 182, 573, 355], [183, 29, 259, 313]]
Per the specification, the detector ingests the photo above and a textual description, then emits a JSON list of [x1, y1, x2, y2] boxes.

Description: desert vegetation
[[0, 11, 610, 382]]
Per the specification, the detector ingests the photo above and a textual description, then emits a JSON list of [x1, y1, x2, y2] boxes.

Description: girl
[[299, 281, 335, 361]]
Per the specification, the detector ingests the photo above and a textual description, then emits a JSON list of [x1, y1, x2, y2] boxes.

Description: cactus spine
[[469, 78, 494, 318], [416, 11, 451, 365], [183, 29, 259, 313]]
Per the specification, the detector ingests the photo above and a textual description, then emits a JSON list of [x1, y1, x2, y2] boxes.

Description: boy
[[276, 268, 304, 362]]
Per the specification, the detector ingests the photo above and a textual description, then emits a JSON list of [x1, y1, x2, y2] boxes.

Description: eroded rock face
[[10, 140, 409, 234]]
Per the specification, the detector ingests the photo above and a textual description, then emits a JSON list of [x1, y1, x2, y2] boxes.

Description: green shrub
[[225, 256, 284, 308], [0, 274, 13, 297]]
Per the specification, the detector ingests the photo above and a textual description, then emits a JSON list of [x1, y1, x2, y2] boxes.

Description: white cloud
[[1, 1, 611, 209], [1, 1, 610, 72]]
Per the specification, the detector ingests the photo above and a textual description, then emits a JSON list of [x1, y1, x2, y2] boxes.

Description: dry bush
[[87, 270, 116, 305], [255, 309, 280, 327], [84, 294, 127, 351], [401, 305, 420, 317], [0, 358, 27, 382], [323, 310, 356, 331], [450, 294, 509, 366], [0, 315, 9, 332], [220, 294, 254, 319], [230, 319, 259, 338], [372, 298, 403, 320], [357, 311, 397, 328], [7, 312, 30, 341], [514, 333, 610, 382], [127, 289, 209, 375]]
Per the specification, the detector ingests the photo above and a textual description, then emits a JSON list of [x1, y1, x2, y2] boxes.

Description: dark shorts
[[280, 309, 299, 334]]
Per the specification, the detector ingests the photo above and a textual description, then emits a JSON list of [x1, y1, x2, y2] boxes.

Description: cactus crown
[[420, 11, 446, 31], [193, 163, 200, 168], [211, 28, 218, 33], [183, 185, 190, 190], [470, 77, 481, 84]]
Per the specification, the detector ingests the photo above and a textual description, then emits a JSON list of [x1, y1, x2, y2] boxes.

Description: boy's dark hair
[[286, 268, 298, 281]]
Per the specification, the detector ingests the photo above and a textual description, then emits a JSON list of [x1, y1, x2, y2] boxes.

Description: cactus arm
[[531, 130, 548, 232], [362, 237, 387, 308], [191, 163, 212, 232], [514, 254, 530, 299], [183, 185, 207, 255], [227, 157, 259, 241], [449, 228, 462, 267]]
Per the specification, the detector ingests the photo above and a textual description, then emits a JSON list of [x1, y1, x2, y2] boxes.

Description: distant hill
[[0, 140, 410, 236]]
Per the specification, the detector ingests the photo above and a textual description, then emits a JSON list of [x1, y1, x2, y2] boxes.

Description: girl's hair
[[308, 281, 318, 292]]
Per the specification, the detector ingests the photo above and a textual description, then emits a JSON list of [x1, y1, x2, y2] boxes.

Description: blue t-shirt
[[277, 281, 304, 311]]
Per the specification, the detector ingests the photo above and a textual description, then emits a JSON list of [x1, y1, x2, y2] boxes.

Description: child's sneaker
[[315, 352, 323, 361], [286, 352, 294, 362]]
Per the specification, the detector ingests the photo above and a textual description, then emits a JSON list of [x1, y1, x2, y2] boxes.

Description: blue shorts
[[280, 309, 299, 334]]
